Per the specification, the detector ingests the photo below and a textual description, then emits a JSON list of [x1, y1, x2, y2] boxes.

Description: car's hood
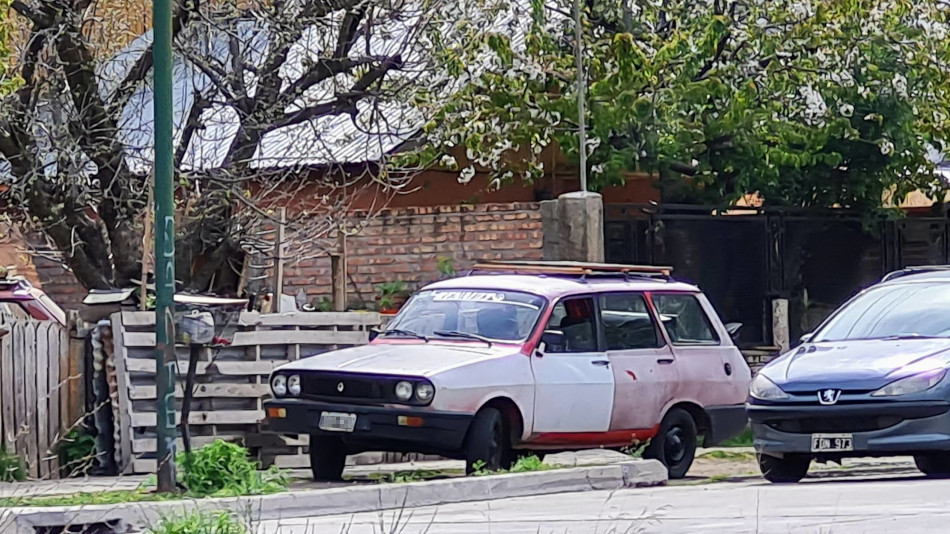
[[276, 341, 519, 377], [764, 338, 950, 392]]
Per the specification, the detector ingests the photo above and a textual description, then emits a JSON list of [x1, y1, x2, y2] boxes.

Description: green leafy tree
[[424, 0, 950, 211], [0, 0, 17, 95]]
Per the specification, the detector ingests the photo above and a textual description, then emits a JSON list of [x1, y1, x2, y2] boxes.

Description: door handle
[[657, 358, 674, 365], [592, 360, 610, 367], [724, 363, 733, 376]]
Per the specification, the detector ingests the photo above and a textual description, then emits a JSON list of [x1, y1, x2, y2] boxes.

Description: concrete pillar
[[540, 200, 560, 261], [540, 191, 605, 262], [772, 298, 790, 352]]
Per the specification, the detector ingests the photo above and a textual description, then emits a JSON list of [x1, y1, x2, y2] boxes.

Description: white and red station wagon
[[264, 261, 751, 480]]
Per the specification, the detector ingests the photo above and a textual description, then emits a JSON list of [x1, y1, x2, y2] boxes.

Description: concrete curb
[[4, 460, 667, 532]]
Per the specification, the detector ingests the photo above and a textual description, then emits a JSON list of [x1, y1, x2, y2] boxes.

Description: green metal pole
[[153, 0, 178, 493]]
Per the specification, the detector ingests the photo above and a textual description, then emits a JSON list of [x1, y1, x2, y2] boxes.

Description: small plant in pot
[[376, 281, 409, 314]]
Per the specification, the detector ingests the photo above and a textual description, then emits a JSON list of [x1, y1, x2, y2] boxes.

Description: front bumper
[[748, 400, 950, 456], [262, 399, 474, 455]]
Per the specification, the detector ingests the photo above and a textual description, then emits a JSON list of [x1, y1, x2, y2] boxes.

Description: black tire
[[914, 453, 950, 477], [309, 435, 346, 481], [758, 453, 810, 483], [645, 408, 697, 479], [465, 407, 511, 474]]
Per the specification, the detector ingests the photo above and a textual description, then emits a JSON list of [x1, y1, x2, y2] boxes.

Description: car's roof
[[422, 274, 701, 299], [881, 270, 950, 285]]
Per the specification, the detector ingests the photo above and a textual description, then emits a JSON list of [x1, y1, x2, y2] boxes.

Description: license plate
[[811, 433, 853, 452], [318, 412, 357, 433]]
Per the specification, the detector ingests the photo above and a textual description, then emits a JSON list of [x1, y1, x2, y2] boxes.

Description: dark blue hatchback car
[[748, 266, 950, 482]]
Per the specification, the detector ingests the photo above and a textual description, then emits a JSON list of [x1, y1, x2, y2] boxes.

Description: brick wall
[[281, 202, 544, 307], [32, 255, 85, 311]]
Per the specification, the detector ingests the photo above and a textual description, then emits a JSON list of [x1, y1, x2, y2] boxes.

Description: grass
[[473, 454, 554, 476], [719, 427, 753, 447], [371, 468, 462, 484], [0, 440, 289, 508], [0, 488, 180, 508], [149, 510, 247, 534], [699, 450, 756, 461]]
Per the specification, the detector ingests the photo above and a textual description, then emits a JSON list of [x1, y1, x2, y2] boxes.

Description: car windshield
[[814, 282, 950, 342], [384, 289, 546, 342]]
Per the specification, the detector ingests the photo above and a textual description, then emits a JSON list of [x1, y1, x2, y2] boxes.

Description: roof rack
[[469, 261, 673, 280], [881, 265, 950, 282]]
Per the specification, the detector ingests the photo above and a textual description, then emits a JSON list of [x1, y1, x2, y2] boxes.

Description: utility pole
[[153, 0, 178, 493], [573, 0, 587, 192]]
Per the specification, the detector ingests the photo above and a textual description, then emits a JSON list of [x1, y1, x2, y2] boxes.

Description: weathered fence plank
[[35, 322, 50, 479], [0, 318, 15, 450], [23, 323, 38, 478], [0, 318, 69, 479], [12, 322, 27, 470]]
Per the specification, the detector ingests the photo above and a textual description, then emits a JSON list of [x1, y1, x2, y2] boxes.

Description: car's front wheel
[[309, 435, 347, 481], [758, 453, 810, 483], [645, 408, 697, 479], [465, 407, 511, 474], [914, 453, 950, 477]]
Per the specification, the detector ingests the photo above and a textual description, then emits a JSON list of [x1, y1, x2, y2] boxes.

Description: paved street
[[259, 466, 945, 533]]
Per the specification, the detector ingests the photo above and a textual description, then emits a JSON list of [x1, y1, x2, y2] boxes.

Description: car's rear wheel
[[309, 435, 347, 481], [914, 453, 950, 477], [465, 407, 511, 474], [758, 453, 810, 483], [645, 408, 697, 479]]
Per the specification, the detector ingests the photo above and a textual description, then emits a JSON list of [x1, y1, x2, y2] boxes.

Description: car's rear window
[[815, 282, 950, 341]]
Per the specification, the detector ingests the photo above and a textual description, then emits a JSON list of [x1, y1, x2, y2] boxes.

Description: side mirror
[[799, 333, 813, 345], [537, 330, 565, 355], [725, 322, 743, 341], [368, 329, 380, 342]]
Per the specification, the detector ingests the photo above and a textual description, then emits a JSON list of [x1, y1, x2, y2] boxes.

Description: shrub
[[177, 440, 287, 498], [0, 445, 24, 482], [149, 510, 246, 534], [58, 428, 97, 477]]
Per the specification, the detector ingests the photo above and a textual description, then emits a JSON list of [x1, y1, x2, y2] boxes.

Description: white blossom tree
[[417, 0, 950, 211]]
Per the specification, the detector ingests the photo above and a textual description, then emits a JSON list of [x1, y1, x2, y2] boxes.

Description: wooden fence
[[112, 310, 404, 474], [0, 318, 70, 479]]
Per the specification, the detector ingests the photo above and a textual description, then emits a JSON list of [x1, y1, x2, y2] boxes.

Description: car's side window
[[600, 293, 662, 350], [652, 293, 720, 345], [544, 297, 597, 353]]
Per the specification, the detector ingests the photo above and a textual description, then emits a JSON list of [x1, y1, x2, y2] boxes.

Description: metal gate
[[605, 204, 950, 346]]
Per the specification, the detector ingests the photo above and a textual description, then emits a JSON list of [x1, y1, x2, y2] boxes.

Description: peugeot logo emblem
[[337, 382, 345, 393], [818, 389, 841, 405]]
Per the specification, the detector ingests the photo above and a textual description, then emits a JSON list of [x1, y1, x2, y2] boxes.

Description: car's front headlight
[[416, 382, 435, 402], [287, 374, 301, 397], [750, 374, 788, 400], [871, 369, 947, 397], [395, 381, 414, 401], [271, 374, 287, 397]]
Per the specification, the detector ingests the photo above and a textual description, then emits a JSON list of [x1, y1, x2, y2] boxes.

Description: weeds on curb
[[472, 455, 554, 476], [178, 440, 288, 497], [148, 510, 248, 534]]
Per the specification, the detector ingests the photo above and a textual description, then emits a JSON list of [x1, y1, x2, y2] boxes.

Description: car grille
[[768, 416, 903, 434], [300, 373, 389, 403]]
